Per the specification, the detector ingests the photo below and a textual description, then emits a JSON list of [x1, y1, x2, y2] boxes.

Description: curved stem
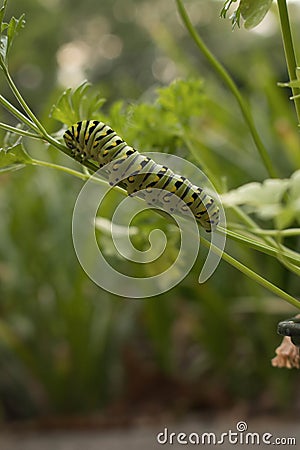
[[277, 0, 300, 123], [30, 158, 126, 195], [1, 64, 48, 136], [0, 94, 39, 131], [175, 0, 277, 178], [200, 234, 300, 310]]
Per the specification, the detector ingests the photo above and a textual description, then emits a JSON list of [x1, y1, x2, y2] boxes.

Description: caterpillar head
[[64, 120, 104, 161]]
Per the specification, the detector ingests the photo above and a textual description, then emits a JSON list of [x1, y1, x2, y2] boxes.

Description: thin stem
[[175, 0, 277, 178], [30, 158, 126, 195], [44, 138, 101, 174], [230, 225, 300, 238], [0, 122, 40, 139], [228, 206, 300, 265], [277, 0, 300, 123], [200, 235, 300, 310], [231, 205, 279, 247], [0, 94, 39, 131], [1, 64, 48, 136], [223, 227, 300, 266]]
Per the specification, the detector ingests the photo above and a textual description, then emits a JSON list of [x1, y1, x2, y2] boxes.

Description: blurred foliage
[[0, 0, 300, 422]]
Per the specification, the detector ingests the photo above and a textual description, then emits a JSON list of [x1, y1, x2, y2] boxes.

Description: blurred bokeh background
[[0, 0, 300, 434]]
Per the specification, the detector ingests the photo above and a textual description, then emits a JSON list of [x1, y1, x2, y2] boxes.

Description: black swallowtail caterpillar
[[63, 120, 219, 232]]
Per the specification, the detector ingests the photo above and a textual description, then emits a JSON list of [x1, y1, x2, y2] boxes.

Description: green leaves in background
[[222, 170, 300, 229], [51, 82, 106, 126], [126, 79, 205, 149], [221, 0, 273, 29], [157, 78, 204, 122], [0, 0, 25, 68]]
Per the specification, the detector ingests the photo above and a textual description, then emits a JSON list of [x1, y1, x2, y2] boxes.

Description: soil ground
[[1, 416, 299, 450]]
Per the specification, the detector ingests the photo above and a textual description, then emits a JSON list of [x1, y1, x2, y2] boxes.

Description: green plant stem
[[223, 227, 300, 266], [175, 0, 277, 178], [0, 122, 40, 139], [30, 158, 126, 195], [230, 225, 300, 237], [277, 0, 300, 123], [200, 234, 300, 309], [0, 94, 39, 131], [45, 139, 101, 173], [1, 64, 48, 136], [30, 157, 300, 267]]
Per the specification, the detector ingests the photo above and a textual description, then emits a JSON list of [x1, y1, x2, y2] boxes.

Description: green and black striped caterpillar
[[63, 120, 219, 231]]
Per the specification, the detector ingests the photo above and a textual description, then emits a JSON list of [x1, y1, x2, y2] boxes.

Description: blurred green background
[[0, 0, 300, 424]]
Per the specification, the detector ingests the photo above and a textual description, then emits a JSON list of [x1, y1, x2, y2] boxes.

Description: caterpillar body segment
[[64, 120, 219, 231]]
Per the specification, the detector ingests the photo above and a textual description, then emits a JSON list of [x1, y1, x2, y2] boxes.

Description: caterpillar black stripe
[[64, 120, 219, 232]]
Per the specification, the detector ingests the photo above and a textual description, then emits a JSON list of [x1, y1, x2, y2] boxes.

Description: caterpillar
[[63, 120, 219, 231]]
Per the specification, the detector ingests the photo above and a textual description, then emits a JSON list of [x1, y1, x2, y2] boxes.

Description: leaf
[[222, 179, 288, 207], [275, 207, 296, 230], [220, 0, 241, 28], [0, 12, 25, 66], [51, 81, 106, 126], [221, 178, 289, 220], [158, 79, 205, 124], [222, 171, 300, 227], [240, 0, 273, 29], [220, 0, 273, 29], [0, 34, 7, 62], [0, 0, 8, 28], [288, 170, 300, 224], [6, 14, 25, 54], [0, 142, 32, 173]]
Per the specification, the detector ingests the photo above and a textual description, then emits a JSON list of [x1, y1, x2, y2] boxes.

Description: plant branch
[[223, 227, 300, 266], [200, 234, 300, 310], [1, 64, 48, 135], [175, 0, 277, 178], [277, 0, 300, 123], [0, 122, 40, 139], [30, 158, 126, 195], [0, 94, 39, 131]]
